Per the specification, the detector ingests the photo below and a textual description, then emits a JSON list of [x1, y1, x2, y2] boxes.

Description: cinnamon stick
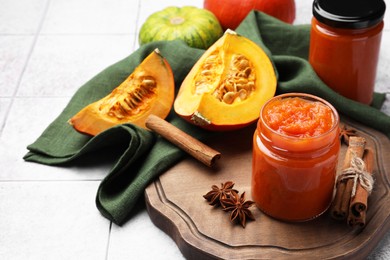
[[348, 210, 366, 228], [145, 114, 221, 167], [330, 136, 366, 220], [347, 148, 375, 227], [331, 181, 347, 220]]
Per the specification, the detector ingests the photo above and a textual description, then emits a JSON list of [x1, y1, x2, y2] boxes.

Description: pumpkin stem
[[170, 16, 185, 25], [224, 29, 237, 35], [191, 111, 211, 126]]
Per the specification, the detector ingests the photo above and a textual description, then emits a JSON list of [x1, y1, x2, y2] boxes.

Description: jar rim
[[259, 93, 340, 142], [313, 0, 386, 29]]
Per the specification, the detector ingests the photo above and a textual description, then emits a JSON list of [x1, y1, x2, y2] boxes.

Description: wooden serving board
[[145, 117, 390, 259]]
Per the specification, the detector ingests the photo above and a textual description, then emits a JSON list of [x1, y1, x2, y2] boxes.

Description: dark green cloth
[[24, 11, 390, 225]]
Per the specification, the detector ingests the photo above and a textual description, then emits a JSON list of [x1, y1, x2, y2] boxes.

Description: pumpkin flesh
[[174, 30, 277, 131], [69, 49, 174, 136]]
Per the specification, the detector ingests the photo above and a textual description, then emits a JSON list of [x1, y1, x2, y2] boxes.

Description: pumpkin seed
[[223, 92, 236, 104], [201, 70, 212, 76], [244, 67, 252, 77], [224, 81, 236, 92], [238, 89, 248, 100], [141, 77, 156, 90], [237, 59, 249, 70]]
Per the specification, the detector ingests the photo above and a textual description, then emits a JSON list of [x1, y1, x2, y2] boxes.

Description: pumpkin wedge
[[69, 49, 174, 136], [174, 30, 277, 131]]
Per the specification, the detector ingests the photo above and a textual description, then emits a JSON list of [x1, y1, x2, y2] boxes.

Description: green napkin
[[24, 11, 390, 225]]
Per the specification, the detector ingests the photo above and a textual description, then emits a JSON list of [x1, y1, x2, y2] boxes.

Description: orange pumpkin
[[69, 49, 174, 136], [174, 30, 277, 131], [204, 0, 296, 30]]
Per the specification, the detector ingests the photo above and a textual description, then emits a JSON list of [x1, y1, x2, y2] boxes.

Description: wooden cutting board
[[145, 117, 390, 259]]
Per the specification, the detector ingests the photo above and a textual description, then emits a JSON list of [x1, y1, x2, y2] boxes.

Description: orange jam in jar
[[252, 93, 340, 221], [309, 0, 386, 105]]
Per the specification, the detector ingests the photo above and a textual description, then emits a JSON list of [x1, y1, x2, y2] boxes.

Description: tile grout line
[[0, 179, 103, 183], [0, 32, 134, 36], [0, 0, 52, 136], [105, 221, 113, 260], [103, 3, 142, 257], [132, 0, 142, 51], [104, 2, 141, 258]]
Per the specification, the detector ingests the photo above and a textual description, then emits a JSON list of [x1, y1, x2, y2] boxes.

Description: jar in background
[[309, 0, 386, 105], [252, 93, 340, 222]]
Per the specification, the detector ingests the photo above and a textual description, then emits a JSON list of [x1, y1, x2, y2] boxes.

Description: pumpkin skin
[[174, 30, 277, 131], [69, 49, 174, 136], [204, 0, 296, 30], [139, 6, 223, 49]]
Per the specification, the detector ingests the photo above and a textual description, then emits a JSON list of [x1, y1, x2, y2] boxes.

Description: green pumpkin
[[139, 6, 223, 49]]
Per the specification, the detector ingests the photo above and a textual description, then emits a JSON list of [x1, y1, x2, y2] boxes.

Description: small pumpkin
[[139, 6, 223, 49], [69, 49, 174, 136], [174, 30, 277, 131], [204, 0, 296, 30]]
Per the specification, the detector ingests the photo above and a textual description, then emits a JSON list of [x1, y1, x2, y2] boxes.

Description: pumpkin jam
[[252, 93, 340, 221], [309, 0, 385, 105]]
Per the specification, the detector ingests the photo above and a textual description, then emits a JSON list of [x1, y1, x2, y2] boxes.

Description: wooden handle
[[145, 114, 221, 167]]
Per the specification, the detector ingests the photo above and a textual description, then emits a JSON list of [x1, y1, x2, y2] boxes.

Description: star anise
[[339, 124, 357, 145], [221, 191, 255, 228], [203, 181, 238, 206]]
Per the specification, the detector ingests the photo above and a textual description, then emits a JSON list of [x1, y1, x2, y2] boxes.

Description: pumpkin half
[[69, 49, 174, 136], [174, 30, 277, 131]]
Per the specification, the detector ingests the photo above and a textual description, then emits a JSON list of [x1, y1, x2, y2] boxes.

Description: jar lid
[[313, 0, 386, 29]]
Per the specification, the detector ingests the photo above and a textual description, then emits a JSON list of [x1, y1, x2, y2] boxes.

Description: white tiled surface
[[1, 0, 390, 259]]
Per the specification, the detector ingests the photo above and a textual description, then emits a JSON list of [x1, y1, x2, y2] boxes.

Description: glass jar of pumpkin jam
[[309, 0, 386, 105], [252, 93, 340, 222]]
